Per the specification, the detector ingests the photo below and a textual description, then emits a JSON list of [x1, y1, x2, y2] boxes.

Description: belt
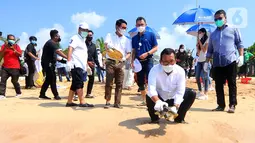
[[138, 58, 152, 62]]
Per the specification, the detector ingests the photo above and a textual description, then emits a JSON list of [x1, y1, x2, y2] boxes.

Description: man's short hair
[[29, 36, 37, 41], [136, 17, 147, 23], [50, 29, 59, 39], [160, 48, 176, 61], [116, 19, 127, 27], [7, 34, 15, 40], [88, 30, 94, 34], [215, 9, 227, 17]]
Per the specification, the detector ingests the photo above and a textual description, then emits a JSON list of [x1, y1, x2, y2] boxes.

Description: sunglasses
[[214, 17, 223, 21]]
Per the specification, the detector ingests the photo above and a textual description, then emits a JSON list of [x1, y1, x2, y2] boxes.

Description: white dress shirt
[[104, 33, 132, 61], [148, 64, 186, 105], [68, 34, 87, 71]]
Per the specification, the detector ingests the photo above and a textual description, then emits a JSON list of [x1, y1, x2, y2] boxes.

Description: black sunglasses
[[214, 17, 223, 21]]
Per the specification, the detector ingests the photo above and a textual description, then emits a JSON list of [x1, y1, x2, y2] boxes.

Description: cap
[[133, 59, 142, 73], [79, 22, 89, 30]]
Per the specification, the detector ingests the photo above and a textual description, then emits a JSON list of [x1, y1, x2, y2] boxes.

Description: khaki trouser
[[105, 59, 124, 105]]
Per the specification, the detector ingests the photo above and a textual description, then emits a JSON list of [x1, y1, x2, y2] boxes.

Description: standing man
[[39, 30, 67, 100], [86, 30, 100, 98], [56, 53, 70, 82], [205, 9, 244, 113], [25, 36, 39, 89], [0, 34, 22, 99], [131, 17, 158, 106], [65, 22, 94, 107], [147, 48, 196, 124], [104, 19, 132, 109]]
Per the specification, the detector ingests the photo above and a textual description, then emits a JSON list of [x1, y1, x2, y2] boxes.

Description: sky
[[0, 0, 254, 55]]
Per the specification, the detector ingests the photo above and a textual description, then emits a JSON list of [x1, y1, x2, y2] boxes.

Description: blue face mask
[[80, 31, 88, 38], [8, 40, 15, 45], [215, 20, 224, 27], [31, 40, 37, 44]]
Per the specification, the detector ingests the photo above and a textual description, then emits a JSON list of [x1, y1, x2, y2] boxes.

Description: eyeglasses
[[214, 17, 223, 21]]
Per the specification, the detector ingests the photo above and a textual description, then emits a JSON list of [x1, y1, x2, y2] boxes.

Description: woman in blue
[[195, 28, 211, 100]]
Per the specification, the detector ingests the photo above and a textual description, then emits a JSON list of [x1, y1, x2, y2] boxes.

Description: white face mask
[[137, 26, 146, 33], [180, 49, 184, 52], [162, 65, 174, 73], [119, 29, 126, 35], [198, 33, 204, 39]]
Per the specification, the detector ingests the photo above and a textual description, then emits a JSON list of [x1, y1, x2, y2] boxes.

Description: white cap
[[133, 59, 142, 73], [79, 22, 89, 29]]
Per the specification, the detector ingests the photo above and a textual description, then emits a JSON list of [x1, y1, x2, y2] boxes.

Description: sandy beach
[[0, 77, 255, 143]]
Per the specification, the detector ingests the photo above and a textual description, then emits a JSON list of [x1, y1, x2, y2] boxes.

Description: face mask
[[215, 20, 224, 27], [119, 29, 126, 35], [162, 65, 174, 73], [8, 40, 15, 46], [31, 40, 37, 44], [188, 54, 191, 56], [180, 49, 184, 52], [80, 31, 88, 38], [198, 34, 204, 39], [137, 26, 146, 33], [86, 36, 93, 41]]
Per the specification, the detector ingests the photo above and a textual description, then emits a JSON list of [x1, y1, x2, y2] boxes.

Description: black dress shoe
[[38, 95, 51, 100], [113, 104, 123, 109], [174, 119, 188, 124], [54, 96, 61, 100], [212, 106, 225, 111], [66, 103, 78, 107]]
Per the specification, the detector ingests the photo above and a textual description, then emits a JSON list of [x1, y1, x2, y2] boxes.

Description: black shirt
[[176, 51, 188, 68], [86, 41, 99, 66], [25, 43, 36, 62], [41, 40, 60, 65]]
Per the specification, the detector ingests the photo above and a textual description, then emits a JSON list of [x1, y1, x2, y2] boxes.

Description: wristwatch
[[147, 52, 151, 56]]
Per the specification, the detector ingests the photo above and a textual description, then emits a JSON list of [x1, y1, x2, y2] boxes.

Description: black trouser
[[25, 60, 35, 88], [40, 63, 58, 97], [146, 88, 196, 122], [188, 66, 192, 79], [214, 62, 237, 108], [86, 67, 95, 95], [0, 68, 21, 96]]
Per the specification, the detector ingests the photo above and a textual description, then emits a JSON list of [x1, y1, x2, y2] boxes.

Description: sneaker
[[16, 94, 22, 98], [212, 106, 225, 111], [197, 95, 208, 100], [104, 102, 110, 109], [137, 101, 146, 106], [113, 104, 123, 109], [209, 87, 215, 91], [66, 102, 78, 107], [54, 96, 61, 100], [79, 103, 94, 107], [85, 94, 94, 98], [0, 95, 6, 100], [38, 95, 51, 100], [227, 105, 235, 113], [196, 92, 203, 98], [73, 95, 78, 101]]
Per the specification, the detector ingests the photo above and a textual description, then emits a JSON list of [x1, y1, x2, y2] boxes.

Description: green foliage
[[96, 37, 105, 52], [247, 42, 255, 55]]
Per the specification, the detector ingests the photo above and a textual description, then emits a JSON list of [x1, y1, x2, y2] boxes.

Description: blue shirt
[[132, 31, 158, 59], [206, 24, 244, 67]]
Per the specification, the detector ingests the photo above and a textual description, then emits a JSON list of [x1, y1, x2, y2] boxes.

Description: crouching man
[[147, 48, 196, 124]]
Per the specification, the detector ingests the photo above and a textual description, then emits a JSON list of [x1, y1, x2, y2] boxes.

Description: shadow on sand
[[119, 117, 177, 138]]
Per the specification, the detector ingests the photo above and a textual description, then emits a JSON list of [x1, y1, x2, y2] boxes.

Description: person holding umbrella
[[205, 9, 244, 113], [131, 17, 158, 106]]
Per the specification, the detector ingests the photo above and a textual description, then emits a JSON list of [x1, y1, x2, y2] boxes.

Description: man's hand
[[139, 53, 148, 60], [174, 104, 180, 109], [237, 56, 244, 67], [154, 100, 168, 111], [66, 61, 73, 72], [131, 62, 134, 69], [88, 61, 95, 68]]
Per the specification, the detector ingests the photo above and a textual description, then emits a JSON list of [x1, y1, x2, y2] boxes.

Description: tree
[[247, 42, 255, 55], [96, 37, 105, 52]]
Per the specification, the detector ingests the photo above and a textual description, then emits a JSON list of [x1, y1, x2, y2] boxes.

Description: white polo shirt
[[148, 64, 186, 105], [104, 33, 132, 61], [69, 34, 87, 71]]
